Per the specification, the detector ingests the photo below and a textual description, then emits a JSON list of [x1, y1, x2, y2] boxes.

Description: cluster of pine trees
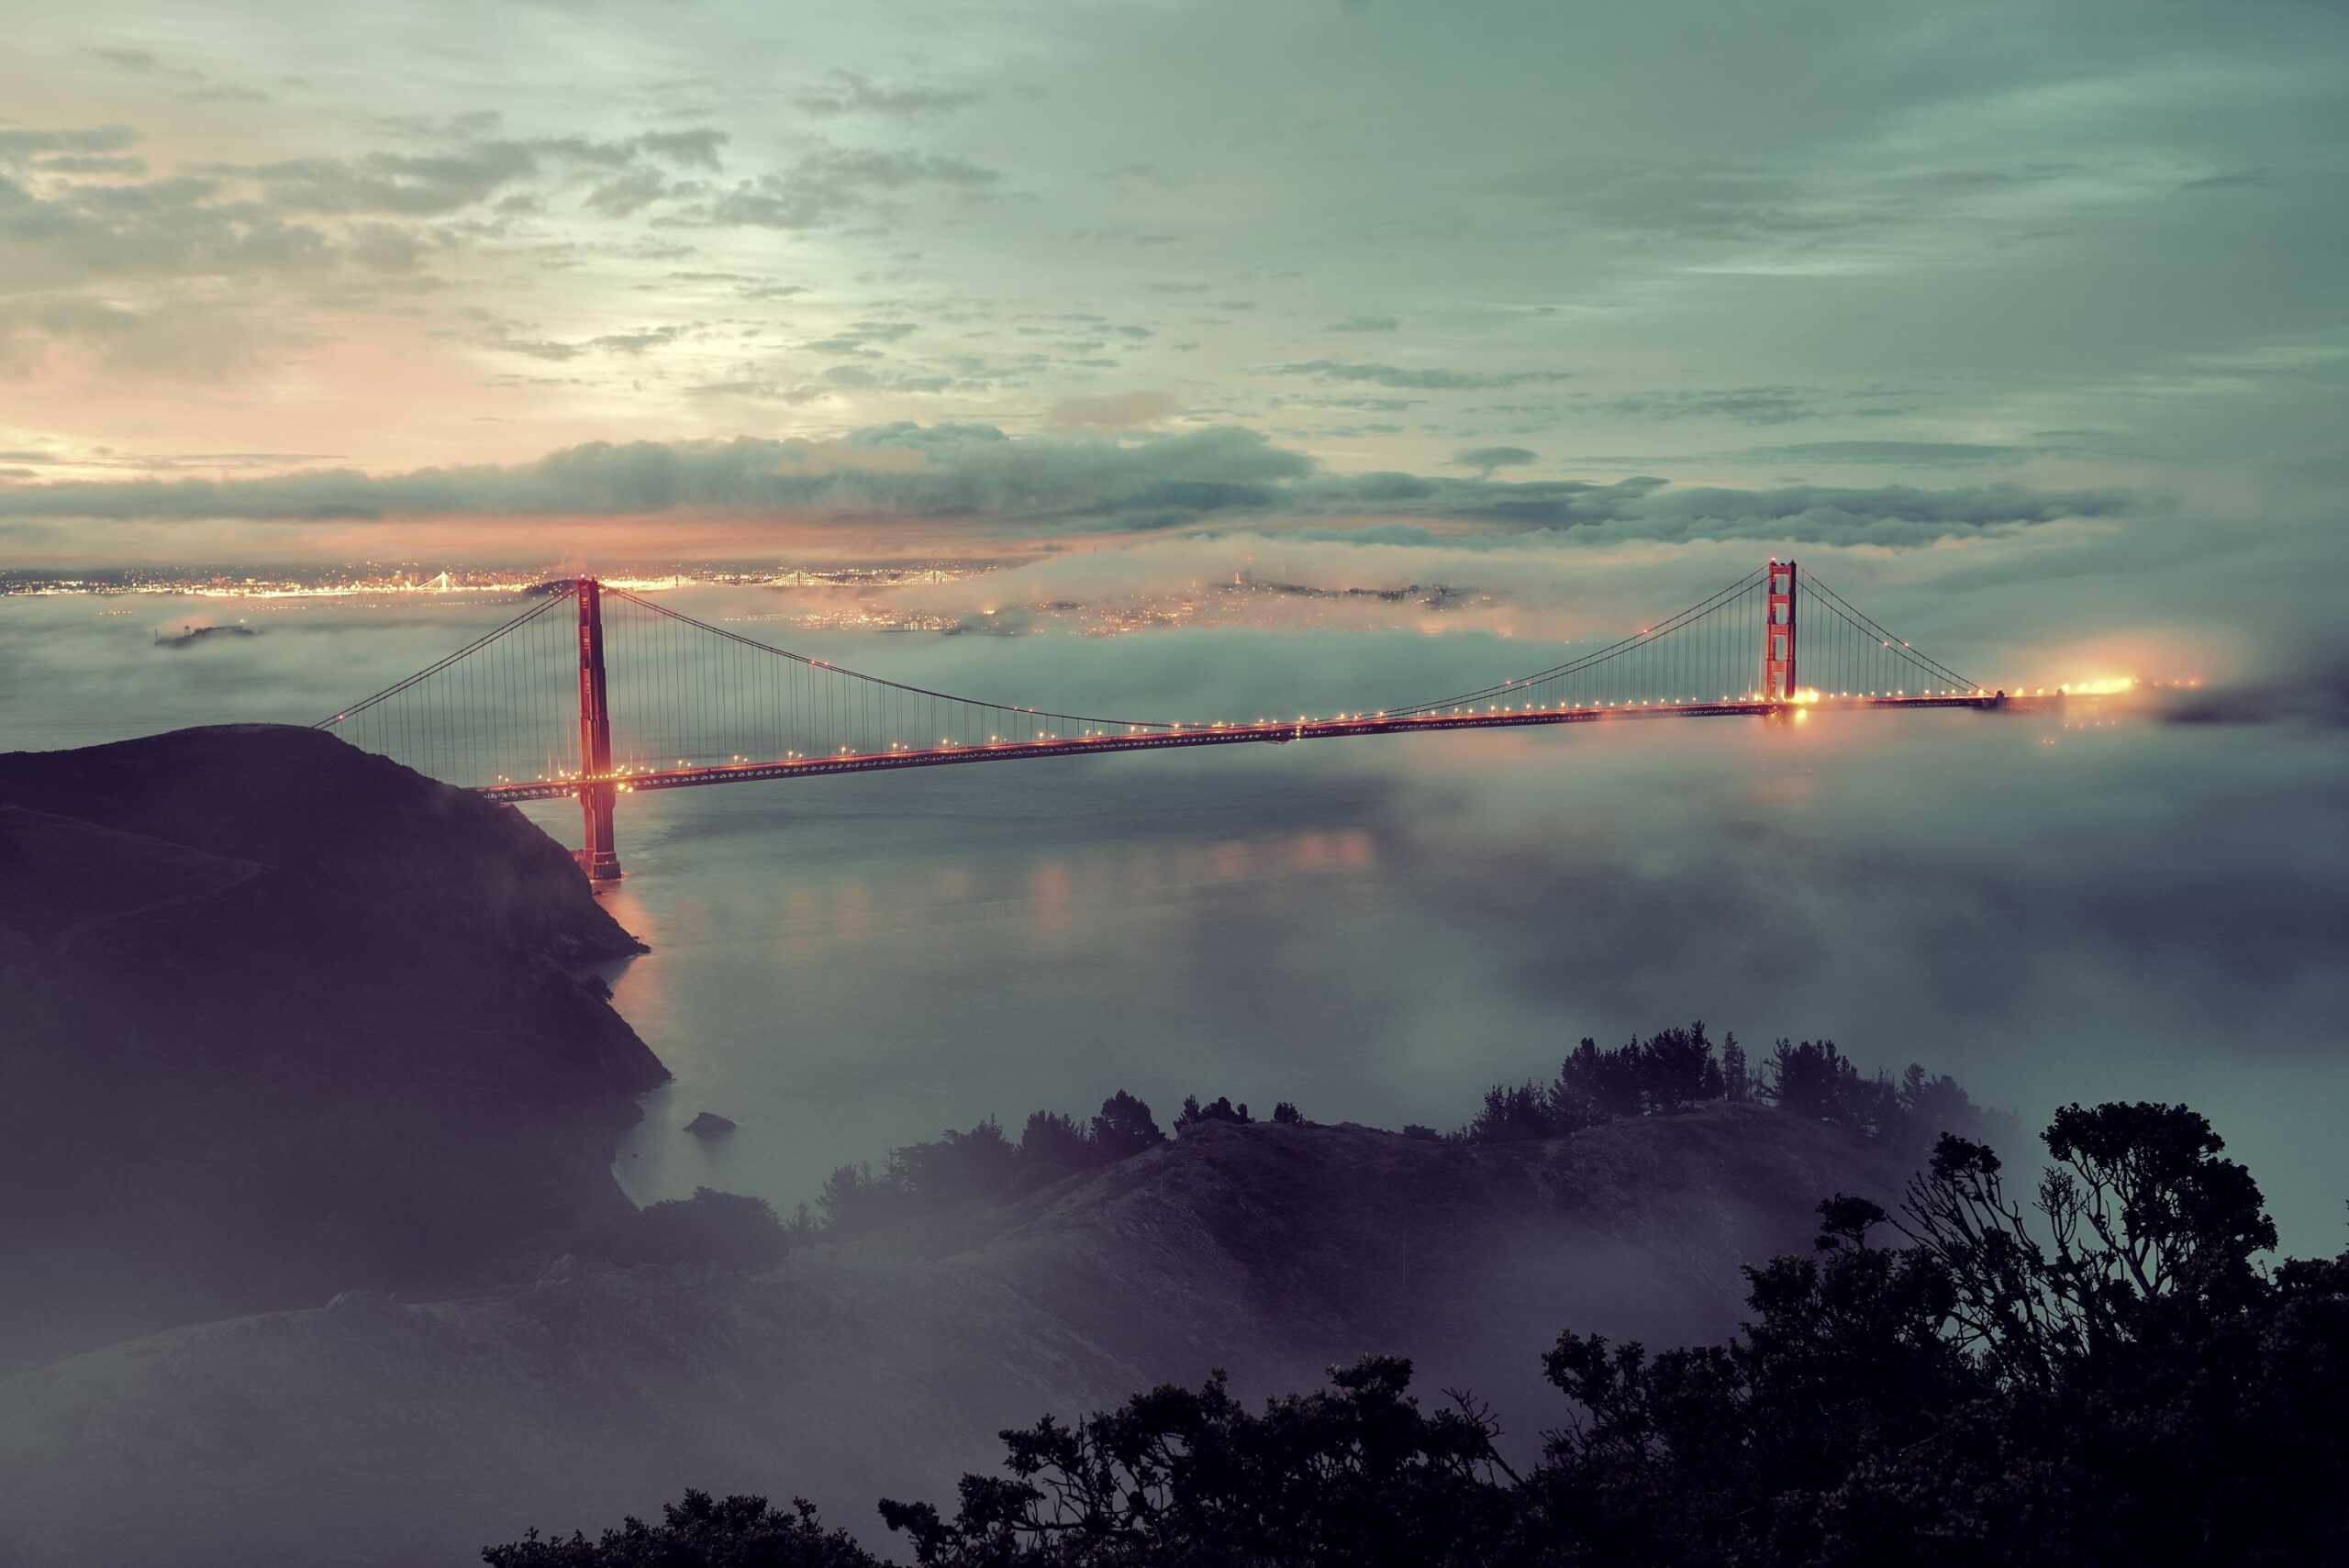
[[800, 1089, 1169, 1240], [1463, 1022, 1998, 1148], [799, 1089, 1309, 1240]]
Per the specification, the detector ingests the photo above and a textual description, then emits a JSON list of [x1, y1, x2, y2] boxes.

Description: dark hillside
[[0, 727, 665, 1373], [0, 723, 640, 963]]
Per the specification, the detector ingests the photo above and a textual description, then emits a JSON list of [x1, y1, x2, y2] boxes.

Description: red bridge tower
[[1764, 559, 1798, 701], [573, 577, 621, 880]]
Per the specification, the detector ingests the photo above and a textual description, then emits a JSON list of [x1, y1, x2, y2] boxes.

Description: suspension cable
[[603, 585, 1181, 733], [314, 585, 575, 728], [1798, 570, 1976, 691], [1386, 566, 1765, 716]]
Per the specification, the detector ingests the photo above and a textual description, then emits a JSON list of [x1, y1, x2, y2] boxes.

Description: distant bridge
[[320, 561, 2002, 879]]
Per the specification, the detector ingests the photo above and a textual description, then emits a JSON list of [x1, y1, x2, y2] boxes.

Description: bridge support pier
[[574, 577, 622, 881], [578, 782, 620, 881]]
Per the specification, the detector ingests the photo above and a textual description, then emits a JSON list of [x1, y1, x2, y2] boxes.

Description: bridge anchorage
[[317, 558, 1997, 881]]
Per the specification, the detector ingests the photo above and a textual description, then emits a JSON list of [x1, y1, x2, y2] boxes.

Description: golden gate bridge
[[319, 560, 1999, 879]]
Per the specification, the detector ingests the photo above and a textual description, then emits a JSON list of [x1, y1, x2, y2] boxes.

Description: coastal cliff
[[0, 725, 666, 1373]]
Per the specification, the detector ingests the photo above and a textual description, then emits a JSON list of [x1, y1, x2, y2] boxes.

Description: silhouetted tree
[[1895, 1062, 1976, 1139], [584, 1188, 790, 1270], [1637, 1022, 1724, 1111], [1893, 1101, 2281, 1382], [1545, 1040, 1607, 1129], [1762, 1037, 1857, 1120], [484, 1489, 876, 1566], [1522, 1102, 2346, 1565], [1464, 1081, 1558, 1142], [1019, 1109, 1096, 1172], [1089, 1090, 1164, 1160], [1461, 1026, 1992, 1150], [878, 1357, 1518, 1567], [891, 1119, 1019, 1207], [1174, 1095, 1252, 1131], [815, 1162, 889, 1233], [1555, 1037, 1645, 1122], [801, 1095, 1177, 1242], [1721, 1034, 1751, 1103], [1273, 1101, 1303, 1125]]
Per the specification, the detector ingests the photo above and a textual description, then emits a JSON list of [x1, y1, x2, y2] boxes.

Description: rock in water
[[684, 1112, 738, 1136]]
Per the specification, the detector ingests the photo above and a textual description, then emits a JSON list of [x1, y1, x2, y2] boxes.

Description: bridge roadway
[[472, 692, 2003, 804]]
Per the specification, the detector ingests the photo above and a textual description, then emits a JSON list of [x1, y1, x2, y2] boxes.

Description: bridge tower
[[573, 577, 622, 880], [1764, 559, 1798, 701]]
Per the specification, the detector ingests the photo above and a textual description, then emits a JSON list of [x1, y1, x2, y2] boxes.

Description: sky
[[0, 0, 2342, 651]]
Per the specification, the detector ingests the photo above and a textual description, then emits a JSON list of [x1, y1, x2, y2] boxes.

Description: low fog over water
[[7, 586, 2344, 1249]]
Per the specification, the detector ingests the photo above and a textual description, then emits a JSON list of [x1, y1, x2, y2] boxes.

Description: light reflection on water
[[551, 769, 1424, 1214]]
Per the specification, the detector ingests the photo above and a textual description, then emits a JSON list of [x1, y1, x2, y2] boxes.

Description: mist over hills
[[0, 1107, 1926, 1568]]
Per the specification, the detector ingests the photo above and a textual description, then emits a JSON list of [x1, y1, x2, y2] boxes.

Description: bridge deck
[[472, 694, 2001, 803]]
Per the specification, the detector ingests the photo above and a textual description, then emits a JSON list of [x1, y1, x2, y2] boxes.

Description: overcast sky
[[2, 0, 2343, 677]]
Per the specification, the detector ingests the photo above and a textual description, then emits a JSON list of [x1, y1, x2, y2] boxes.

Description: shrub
[[1174, 1094, 1251, 1131], [585, 1187, 789, 1270]]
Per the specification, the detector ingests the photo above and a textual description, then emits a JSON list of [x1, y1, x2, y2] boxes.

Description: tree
[[1720, 1033, 1751, 1103], [484, 1490, 877, 1567], [1174, 1095, 1252, 1131], [1464, 1081, 1558, 1142], [1273, 1101, 1303, 1125], [1527, 1103, 2343, 1565], [1762, 1038, 1859, 1120], [1896, 1062, 1971, 1138], [584, 1187, 790, 1270], [1532, 1191, 1974, 1565], [878, 1357, 1518, 1567], [1555, 1037, 1644, 1122], [1547, 1040, 1610, 1129], [1894, 1101, 2279, 1380], [891, 1119, 1020, 1207], [2042, 1099, 2276, 1305], [1019, 1109, 1096, 1172], [817, 1162, 912, 1236], [1089, 1090, 1164, 1161], [1636, 1022, 1723, 1111]]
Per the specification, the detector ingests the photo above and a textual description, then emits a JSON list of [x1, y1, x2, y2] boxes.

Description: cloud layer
[[0, 423, 2129, 546]]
